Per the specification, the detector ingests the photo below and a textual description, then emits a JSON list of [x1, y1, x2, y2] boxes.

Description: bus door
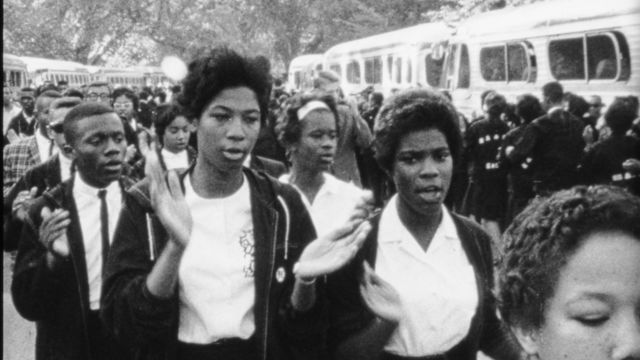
[[443, 43, 472, 116]]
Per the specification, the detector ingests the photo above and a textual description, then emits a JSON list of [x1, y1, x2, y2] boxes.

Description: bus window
[[425, 53, 443, 87], [346, 61, 361, 84], [507, 43, 528, 81], [480, 46, 505, 81], [329, 64, 341, 77], [613, 32, 631, 81], [587, 34, 617, 80], [458, 44, 470, 88], [386, 55, 393, 81], [294, 71, 301, 89], [549, 38, 585, 80], [394, 58, 402, 84], [406, 58, 412, 83], [364, 56, 382, 84]]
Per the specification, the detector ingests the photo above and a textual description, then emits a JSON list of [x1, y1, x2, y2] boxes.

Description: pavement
[[3, 251, 36, 360]]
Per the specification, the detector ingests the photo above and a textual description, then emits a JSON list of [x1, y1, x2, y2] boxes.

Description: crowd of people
[[2, 46, 639, 360]]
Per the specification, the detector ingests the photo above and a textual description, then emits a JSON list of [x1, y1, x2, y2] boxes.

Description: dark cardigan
[[100, 167, 328, 360], [326, 212, 522, 360]]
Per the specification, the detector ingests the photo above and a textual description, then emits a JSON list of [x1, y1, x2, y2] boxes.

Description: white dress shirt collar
[[34, 129, 55, 163], [59, 152, 73, 181]]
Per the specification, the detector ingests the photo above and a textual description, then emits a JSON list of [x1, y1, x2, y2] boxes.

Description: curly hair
[[277, 93, 339, 147], [111, 87, 139, 113], [177, 47, 272, 125], [373, 88, 462, 173], [496, 185, 640, 330]]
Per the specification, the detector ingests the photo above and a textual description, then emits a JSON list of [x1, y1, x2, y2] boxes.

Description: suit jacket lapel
[[45, 155, 61, 190]]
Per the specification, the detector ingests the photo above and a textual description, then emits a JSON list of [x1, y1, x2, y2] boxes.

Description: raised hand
[[145, 136, 192, 248], [347, 190, 377, 222], [12, 186, 38, 222], [294, 219, 372, 280], [360, 261, 403, 324], [39, 207, 70, 258]]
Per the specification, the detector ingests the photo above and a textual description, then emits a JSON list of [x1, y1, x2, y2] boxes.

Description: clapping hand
[[39, 207, 70, 258], [12, 186, 38, 222], [360, 261, 402, 324], [144, 136, 192, 248]]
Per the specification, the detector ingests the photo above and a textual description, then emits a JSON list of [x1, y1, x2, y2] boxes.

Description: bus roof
[[20, 56, 89, 73], [457, 0, 640, 38], [289, 54, 323, 68], [324, 22, 452, 59], [3, 53, 27, 69]]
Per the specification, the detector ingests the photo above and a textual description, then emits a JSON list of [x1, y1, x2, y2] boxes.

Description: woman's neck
[[289, 163, 324, 204], [191, 160, 243, 198], [396, 198, 443, 252]]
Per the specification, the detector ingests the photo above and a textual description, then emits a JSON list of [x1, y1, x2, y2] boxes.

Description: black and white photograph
[[3, 0, 640, 359]]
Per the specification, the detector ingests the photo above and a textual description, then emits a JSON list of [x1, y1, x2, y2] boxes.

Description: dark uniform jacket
[[326, 213, 522, 360], [508, 108, 585, 194], [250, 155, 288, 179], [11, 175, 136, 360], [101, 167, 327, 360], [579, 134, 640, 195]]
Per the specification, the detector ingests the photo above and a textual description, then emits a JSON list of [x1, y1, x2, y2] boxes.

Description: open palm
[[295, 220, 371, 279]]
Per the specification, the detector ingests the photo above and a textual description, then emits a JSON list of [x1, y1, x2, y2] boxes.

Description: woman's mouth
[[222, 148, 246, 161]]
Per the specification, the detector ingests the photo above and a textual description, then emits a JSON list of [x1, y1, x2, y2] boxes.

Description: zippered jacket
[[101, 166, 327, 360]]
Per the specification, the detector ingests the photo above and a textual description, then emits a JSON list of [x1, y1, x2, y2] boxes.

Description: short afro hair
[[277, 93, 339, 147], [373, 88, 462, 173], [515, 94, 543, 124], [177, 46, 272, 125], [63, 102, 117, 146], [497, 185, 640, 331], [605, 96, 637, 135]]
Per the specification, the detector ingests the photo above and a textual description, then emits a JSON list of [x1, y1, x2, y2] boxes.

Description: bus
[[322, 22, 452, 97], [3, 53, 30, 94], [287, 54, 324, 93], [441, 0, 640, 119], [89, 67, 147, 89], [20, 56, 90, 89]]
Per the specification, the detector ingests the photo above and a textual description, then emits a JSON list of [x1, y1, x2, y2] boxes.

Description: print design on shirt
[[239, 229, 255, 277]]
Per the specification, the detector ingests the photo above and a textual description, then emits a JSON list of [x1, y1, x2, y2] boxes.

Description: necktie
[[48, 140, 55, 157], [98, 189, 109, 272]]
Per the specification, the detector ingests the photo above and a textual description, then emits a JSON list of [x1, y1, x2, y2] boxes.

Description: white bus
[[89, 67, 146, 89], [322, 22, 452, 97], [3, 53, 30, 95], [441, 0, 640, 119], [20, 56, 90, 88], [287, 54, 324, 93]]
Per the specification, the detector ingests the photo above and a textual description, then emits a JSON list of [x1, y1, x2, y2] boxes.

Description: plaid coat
[[3, 136, 41, 196]]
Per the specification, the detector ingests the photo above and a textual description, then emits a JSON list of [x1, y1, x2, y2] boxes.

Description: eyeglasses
[[87, 93, 110, 101], [113, 102, 133, 109], [49, 123, 64, 133]]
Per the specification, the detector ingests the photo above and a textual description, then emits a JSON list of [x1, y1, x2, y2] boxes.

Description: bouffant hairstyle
[[154, 103, 190, 145], [278, 93, 339, 147], [564, 92, 589, 119], [515, 94, 544, 124], [177, 47, 272, 125], [111, 87, 139, 112], [497, 185, 640, 331], [373, 88, 462, 173], [605, 97, 637, 135], [542, 81, 564, 104]]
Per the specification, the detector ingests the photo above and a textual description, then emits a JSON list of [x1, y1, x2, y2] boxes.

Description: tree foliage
[[3, 0, 548, 70]]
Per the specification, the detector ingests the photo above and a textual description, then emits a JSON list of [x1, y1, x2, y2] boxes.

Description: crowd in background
[[2, 47, 640, 360]]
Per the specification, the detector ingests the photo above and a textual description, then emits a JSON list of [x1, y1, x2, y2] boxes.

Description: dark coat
[[4, 155, 62, 251], [250, 155, 288, 179], [101, 167, 327, 360], [11, 175, 136, 360], [7, 111, 36, 138], [326, 213, 522, 360]]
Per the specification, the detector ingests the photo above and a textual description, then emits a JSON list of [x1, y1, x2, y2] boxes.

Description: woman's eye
[[212, 113, 230, 121], [575, 316, 609, 327], [244, 115, 259, 124]]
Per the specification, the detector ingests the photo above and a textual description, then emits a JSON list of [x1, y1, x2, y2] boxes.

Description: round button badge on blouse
[[275, 267, 286, 283]]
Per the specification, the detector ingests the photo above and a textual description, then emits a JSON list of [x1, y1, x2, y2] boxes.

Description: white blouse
[[279, 172, 364, 237], [178, 175, 256, 343], [375, 195, 479, 356]]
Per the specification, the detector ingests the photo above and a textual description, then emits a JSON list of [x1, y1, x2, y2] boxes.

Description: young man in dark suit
[[11, 102, 135, 360]]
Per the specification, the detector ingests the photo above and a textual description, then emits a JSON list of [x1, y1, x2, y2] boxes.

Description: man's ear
[[511, 325, 541, 356]]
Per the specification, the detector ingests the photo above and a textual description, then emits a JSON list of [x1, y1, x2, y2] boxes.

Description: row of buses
[[3, 54, 171, 95], [287, 0, 640, 118]]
